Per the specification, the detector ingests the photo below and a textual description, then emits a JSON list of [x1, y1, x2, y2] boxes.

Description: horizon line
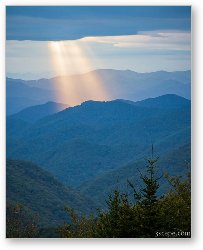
[[6, 68, 191, 81]]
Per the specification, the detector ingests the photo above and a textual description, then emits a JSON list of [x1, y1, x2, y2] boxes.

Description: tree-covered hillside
[[79, 143, 191, 207], [7, 95, 191, 187], [9, 101, 69, 123], [7, 160, 96, 228]]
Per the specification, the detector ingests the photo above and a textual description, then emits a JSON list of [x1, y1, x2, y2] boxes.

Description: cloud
[[6, 30, 191, 79], [6, 6, 191, 41], [79, 31, 191, 51]]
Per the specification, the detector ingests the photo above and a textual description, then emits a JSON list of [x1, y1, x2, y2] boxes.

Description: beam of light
[[48, 40, 110, 106], [48, 41, 80, 106]]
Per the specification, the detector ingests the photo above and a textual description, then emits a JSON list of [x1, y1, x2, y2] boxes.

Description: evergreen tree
[[95, 191, 138, 237], [158, 170, 191, 237], [57, 207, 96, 238], [139, 157, 160, 237], [128, 145, 161, 237]]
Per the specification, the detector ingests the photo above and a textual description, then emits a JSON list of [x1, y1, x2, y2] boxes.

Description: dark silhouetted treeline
[[57, 156, 191, 238]]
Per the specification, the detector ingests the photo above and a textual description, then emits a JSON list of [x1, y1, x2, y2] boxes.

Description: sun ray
[[48, 41, 79, 105], [48, 40, 110, 106]]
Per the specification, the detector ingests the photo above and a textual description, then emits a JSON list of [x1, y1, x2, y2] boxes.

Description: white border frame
[[1, 1, 202, 249]]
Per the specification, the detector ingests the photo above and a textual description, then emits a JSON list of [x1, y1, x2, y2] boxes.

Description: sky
[[6, 6, 191, 80]]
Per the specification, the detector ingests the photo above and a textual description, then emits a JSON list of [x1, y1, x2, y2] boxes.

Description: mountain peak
[[134, 94, 190, 109], [9, 101, 69, 123]]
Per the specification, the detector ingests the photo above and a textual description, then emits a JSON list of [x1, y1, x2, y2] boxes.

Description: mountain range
[[6, 78, 55, 115], [7, 94, 191, 192], [6, 69, 191, 229], [6, 69, 191, 115]]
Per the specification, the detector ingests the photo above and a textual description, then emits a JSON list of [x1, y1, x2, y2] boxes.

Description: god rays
[[48, 41, 110, 106]]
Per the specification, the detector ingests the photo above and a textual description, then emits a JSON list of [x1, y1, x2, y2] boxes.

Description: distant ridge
[[9, 101, 69, 123], [7, 69, 191, 114], [118, 94, 190, 109], [6, 78, 55, 115], [7, 69, 191, 82]]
